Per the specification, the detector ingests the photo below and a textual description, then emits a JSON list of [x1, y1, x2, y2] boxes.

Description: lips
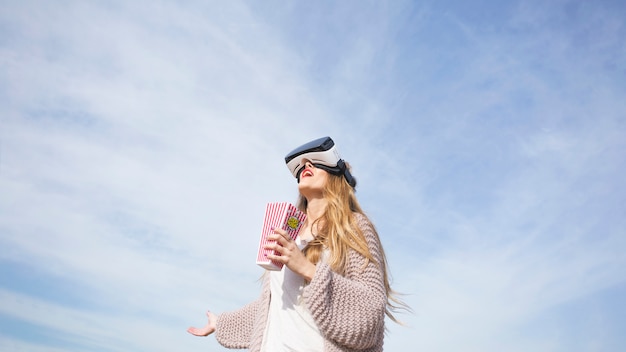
[[301, 168, 313, 178]]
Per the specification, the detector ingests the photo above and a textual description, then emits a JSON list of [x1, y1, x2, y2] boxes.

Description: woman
[[188, 137, 407, 351]]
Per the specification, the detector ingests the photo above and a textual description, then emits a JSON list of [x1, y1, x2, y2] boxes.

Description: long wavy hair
[[296, 164, 410, 324]]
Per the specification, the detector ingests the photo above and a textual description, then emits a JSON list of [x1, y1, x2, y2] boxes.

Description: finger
[[264, 242, 285, 254], [207, 311, 217, 324], [266, 252, 285, 263], [187, 327, 201, 336], [272, 228, 292, 242], [267, 233, 290, 246]]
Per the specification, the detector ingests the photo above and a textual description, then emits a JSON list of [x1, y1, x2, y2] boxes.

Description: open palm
[[187, 311, 217, 336]]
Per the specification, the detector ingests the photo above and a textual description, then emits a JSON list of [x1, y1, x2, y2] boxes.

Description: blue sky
[[1, 0, 625, 351]]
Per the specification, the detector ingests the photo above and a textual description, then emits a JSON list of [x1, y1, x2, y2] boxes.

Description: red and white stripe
[[256, 202, 307, 270]]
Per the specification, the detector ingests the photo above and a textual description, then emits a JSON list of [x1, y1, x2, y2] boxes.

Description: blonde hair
[[296, 164, 410, 324]]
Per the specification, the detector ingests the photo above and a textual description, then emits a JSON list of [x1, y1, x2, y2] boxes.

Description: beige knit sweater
[[215, 213, 387, 351]]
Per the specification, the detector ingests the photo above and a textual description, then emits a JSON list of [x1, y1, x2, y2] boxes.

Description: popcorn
[[256, 202, 307, 270]]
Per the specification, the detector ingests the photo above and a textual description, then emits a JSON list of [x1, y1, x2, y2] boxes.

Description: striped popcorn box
[[256, 202, 307, 270]]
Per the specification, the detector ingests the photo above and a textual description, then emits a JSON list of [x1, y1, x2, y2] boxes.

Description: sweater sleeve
[[215, 276, 270, 349], [302, 214, 387, 350]]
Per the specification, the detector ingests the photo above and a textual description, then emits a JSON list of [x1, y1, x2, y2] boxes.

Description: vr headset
[[285, 136, 356, 188]]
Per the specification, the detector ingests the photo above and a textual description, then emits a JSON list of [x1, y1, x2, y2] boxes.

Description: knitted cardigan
[[214, 213, 387, 351]]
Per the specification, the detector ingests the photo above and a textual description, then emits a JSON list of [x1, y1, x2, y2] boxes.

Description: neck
[[305, 197, 326, 222]]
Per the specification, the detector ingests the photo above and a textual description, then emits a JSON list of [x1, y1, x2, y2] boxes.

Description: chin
[[298, 183, 322, 197]]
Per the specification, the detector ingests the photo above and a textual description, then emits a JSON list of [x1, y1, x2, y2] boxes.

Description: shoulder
[[351, 212, 382, 253], [352, 212, 376, 235]]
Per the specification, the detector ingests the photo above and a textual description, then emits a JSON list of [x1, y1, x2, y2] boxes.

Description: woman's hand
[[265, 228, 317, 281], [187, 310, 217, 337]]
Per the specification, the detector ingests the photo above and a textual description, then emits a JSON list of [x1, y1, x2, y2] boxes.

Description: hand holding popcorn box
[[256, 202, 307, 270]]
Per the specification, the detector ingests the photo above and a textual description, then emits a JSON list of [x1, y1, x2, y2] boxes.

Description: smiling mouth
[[301, 169, 313, 178]]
